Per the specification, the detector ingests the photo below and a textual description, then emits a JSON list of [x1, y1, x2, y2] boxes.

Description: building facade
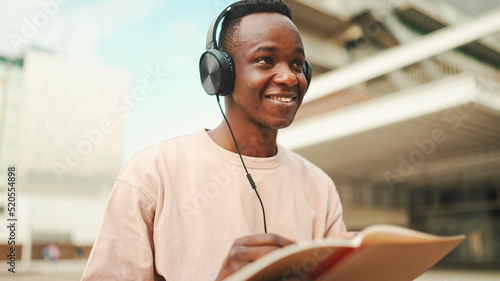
[[282, 0, 500, 266], [0, 50, 129, 267]]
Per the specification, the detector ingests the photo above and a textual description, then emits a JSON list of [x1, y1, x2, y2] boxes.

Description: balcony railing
[[296, 45, 499, 121]]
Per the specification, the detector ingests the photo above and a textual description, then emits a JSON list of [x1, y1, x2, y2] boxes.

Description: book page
[[224, 225, 465, 281], [316, 239, 465, 281]]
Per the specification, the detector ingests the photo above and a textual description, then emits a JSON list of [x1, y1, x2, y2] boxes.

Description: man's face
[[226, 13, 308, 131]]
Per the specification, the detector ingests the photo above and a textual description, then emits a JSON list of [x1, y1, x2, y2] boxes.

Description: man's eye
[[293, 61, 304, 68], [257, 58, 273, 64]]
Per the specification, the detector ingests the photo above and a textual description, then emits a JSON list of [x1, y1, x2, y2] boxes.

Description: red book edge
[[308, 246, 366, 280]]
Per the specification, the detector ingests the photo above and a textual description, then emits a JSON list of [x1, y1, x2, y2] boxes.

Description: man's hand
[[215, 233, 295, 281], [338, 231, 359, 239]]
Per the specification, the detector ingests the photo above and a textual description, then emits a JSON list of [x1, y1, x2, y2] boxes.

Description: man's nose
[[273, 64, 298, 88]]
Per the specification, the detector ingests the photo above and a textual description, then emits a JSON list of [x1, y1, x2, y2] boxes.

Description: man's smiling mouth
[[266, 96, 296, 103]]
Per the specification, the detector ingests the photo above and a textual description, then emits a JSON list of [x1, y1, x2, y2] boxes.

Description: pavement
[[416, 269, 500, 281], [0, 260, 85, 281], [1, 260, 499, 281]]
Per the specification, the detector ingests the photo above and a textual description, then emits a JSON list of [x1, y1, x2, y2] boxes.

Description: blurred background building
[[0, 50, 129, 269], [280, 0, 500, 268]]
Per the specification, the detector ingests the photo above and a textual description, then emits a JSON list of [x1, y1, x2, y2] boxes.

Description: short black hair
[[218, 0, 292, 53]]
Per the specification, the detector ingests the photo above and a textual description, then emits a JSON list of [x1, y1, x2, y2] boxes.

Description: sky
[[0, 0, 239, 160]]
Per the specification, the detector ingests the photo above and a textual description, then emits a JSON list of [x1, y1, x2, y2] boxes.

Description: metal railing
[[296, 48, 499, 121]]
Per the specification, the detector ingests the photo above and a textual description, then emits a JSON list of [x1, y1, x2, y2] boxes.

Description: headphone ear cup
[[303, 60, 312, 92], [199, 49, 235, 96], [220, 51, 235, 96]]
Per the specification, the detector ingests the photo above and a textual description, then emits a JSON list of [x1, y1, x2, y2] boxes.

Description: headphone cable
[[216, 94, 267, 234]]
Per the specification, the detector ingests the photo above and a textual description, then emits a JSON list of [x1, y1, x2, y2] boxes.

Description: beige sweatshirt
[[81, 129, 345, 281]]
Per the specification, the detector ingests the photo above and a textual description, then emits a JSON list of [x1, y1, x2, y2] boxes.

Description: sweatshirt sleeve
[[81, 179, 157, 281], [323, 179, 347, 237]]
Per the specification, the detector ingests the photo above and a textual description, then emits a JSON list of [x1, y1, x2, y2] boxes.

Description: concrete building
[[282, 0, 500, 267], [0, 50, 129, 268], [0, 56, 23, 178]]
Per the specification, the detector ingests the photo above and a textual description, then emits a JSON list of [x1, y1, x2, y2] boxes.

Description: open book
[[225, 224, 466, 281]]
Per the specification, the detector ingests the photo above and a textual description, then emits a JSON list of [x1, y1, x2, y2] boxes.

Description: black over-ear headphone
[[199, 3, 312, 96]]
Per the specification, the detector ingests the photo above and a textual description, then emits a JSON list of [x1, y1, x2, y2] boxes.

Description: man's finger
[[235, 233, 295, 248], [229, 244, 285, 262], [338, 231, 359, 239]]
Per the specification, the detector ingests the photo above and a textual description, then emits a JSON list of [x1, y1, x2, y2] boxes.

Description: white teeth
[[269, 96, 293, 102]]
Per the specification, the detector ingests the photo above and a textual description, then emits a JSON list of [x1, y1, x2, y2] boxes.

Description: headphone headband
[[199, 1, 312, 96], [206, 6, 233, 50]]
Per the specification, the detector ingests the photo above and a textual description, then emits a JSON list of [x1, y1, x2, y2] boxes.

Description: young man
[[81, 1, 345, 280]]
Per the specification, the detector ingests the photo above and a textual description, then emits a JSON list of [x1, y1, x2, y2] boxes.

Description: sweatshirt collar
[[196, 129, 282, 169]]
